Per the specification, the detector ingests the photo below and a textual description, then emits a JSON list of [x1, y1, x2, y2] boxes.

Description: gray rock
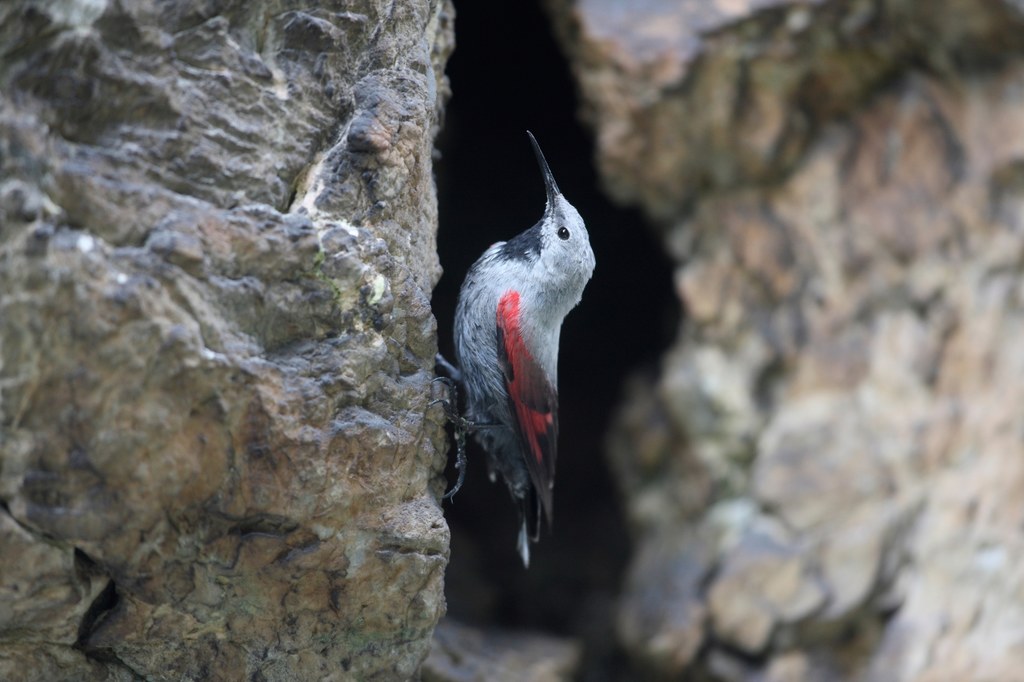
[[0, 0, 454, 678], [708, 529, 825, 654], [423, 619, 580, 682], [616, 530, 712, 675], [551, 0, 1024, 678]]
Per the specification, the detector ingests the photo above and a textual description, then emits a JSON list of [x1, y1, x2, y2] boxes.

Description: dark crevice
[[75, 577, 118, 651], [73, 573, 147, 679], [228, 512, 300, 538], [73, 547, 104, 582], [285, 184, 300, 213], [433, 2, 677, 677], [703, 636, 774, 671], [753, 356, 787, 415]]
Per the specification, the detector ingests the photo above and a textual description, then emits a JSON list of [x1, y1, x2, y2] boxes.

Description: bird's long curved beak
[[527, 131, 561, 209]]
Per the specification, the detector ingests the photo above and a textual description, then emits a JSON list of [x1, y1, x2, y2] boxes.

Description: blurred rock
[[0, 0, 454, 679], [551, 0, 1024, 222], [617, 530, 711, 675], [423, 619, 580, 682], [764, 652, 812, 682], [605, 372, 712, 532], [552, 0, 1024, 679], [708, 528, 826, 654]]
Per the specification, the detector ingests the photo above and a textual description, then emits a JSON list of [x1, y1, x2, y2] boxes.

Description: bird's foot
[[429, 377, 465, 425], [430, 376, 469, 500]]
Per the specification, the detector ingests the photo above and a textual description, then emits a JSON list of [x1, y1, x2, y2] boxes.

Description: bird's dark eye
[[557, 226, 570, 240]]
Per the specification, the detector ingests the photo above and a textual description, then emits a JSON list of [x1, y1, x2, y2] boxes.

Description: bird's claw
[[442, 433, 467, 501], [430, 375, 469, 501], [430, 377, 462, 423]]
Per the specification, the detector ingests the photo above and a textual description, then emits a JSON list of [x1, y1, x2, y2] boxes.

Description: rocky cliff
[[7, 0, 1024, 680], [0, 1, 453, 679], [548, 0, 1024, 679]]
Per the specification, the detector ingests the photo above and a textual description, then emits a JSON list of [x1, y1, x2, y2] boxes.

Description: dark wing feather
[[495, 290, 558, 526]]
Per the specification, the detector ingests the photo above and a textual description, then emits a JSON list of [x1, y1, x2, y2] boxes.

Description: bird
[[436, 131, 595, 567]]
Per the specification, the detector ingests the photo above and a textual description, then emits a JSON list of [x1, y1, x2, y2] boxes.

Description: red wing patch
[[496, 290, 558, 524]]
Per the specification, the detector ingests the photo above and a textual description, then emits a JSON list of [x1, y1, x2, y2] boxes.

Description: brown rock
[[752, 394, 895, 532], [765, 651, 811, 682], [551, 0, 1024, 678], [616, 531, 711, 675], [816, 502, 909, 621], [605, 371, 712, 531], [423, 619, 580, 682], [708, 528, 825, 654], [0, 0, 454, 678]]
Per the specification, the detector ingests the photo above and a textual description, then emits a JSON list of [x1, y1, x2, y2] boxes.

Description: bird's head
[[527, 132, 595, 299]]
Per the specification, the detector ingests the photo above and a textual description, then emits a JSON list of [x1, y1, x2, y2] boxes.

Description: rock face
[[551, 0, 1024, 679], [0, 1, 453, 679], [422, 619, 580, 682]]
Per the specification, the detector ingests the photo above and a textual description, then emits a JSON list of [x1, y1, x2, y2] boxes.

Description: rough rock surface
[[0, 1, 453, 679], [551, 0, 1024, 679], [422, 619, 580, 682]]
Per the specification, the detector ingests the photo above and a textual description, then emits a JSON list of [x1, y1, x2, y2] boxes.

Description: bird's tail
[[517, 518, 530, 568], [515, 489, 544, 568]]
